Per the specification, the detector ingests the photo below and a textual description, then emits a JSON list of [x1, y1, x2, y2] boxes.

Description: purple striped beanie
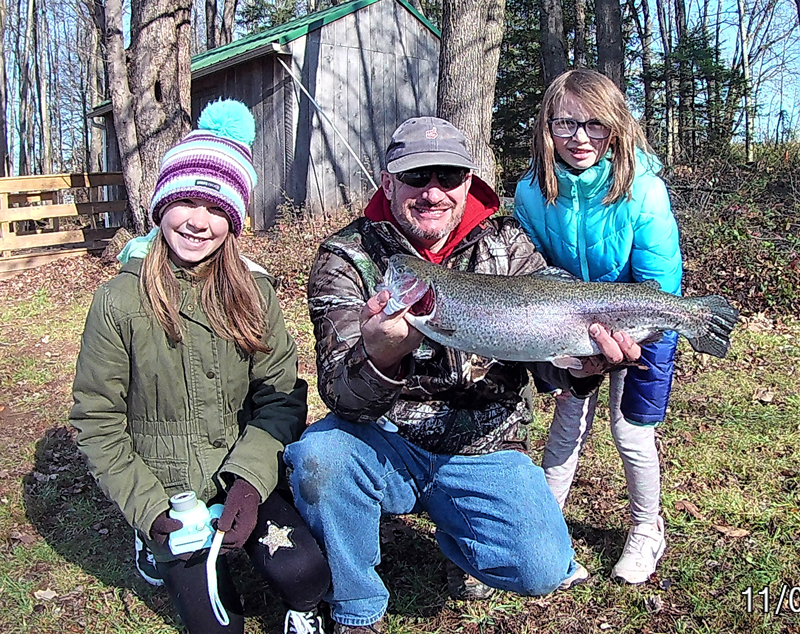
[[150, 99, 258, 237]]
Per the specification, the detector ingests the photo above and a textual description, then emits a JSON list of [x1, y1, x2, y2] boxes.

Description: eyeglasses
[[548, 118, 612, 140], [395, 167, 470, 189]]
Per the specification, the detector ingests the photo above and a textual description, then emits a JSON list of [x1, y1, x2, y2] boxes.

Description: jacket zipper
[[576, 185, 590, 281]]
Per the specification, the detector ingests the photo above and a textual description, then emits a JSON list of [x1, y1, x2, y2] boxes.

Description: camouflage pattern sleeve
[[307, 248, 409, 423], [498, 216, 547, 275]]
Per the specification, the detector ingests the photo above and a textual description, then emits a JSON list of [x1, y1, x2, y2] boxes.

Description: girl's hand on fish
[[360, 289, 425, 376], [571, 325, 642, 376]]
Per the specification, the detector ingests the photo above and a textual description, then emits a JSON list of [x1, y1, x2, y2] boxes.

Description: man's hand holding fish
[[360, 289, 424, 375]]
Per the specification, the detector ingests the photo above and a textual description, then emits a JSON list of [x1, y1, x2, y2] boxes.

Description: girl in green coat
[[71, 100, 330, 634]]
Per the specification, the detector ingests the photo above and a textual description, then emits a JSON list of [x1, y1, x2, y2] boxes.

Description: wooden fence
[[0, 172, 126, 279]]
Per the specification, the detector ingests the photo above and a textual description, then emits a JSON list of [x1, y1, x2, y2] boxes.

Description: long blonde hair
[[140, 231, 270, 355], [531, 69, 654, 205]]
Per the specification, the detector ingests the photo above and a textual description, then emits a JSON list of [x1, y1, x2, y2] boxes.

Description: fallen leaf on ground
[[645, 595, 663, 613], [34, 589, 57, 601], [9, 531, 36, 544], [676, 499, 704, 519], [753, 387, 775, 403], [714, 525, 750, 538]]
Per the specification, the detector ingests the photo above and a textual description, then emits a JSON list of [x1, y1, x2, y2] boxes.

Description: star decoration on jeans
[[258, 521, 295, 557]]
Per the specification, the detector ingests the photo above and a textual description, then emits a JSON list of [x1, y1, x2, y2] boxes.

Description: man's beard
[[390, 192, 465, 244]]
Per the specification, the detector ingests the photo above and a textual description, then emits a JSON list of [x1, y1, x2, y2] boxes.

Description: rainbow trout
[[379, 254, 738, 368]]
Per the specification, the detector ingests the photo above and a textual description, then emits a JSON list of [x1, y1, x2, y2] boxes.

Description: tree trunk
[[105, 0, 192, 233], [105, 0, 147, 231], [656, 0, 674, 164], [205, 0, 217, 49], [34, 0, 52, 174], [218, 0, 237, 46], [736, 0, 754, 162], [574, 0, 586, 68], [596, 0, 624, 91], [0, 0, 9, 176], [674, 0, 692, 162], [87, 0, 106, 171], [540, 0, 568, 85], [17, 0, 35, 175], [85, 0, 105, 171], [438, 0, 506, 191], [627, 0, 655, 143]]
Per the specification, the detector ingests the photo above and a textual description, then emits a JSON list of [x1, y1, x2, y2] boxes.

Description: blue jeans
[[284, 414, 576, 627]]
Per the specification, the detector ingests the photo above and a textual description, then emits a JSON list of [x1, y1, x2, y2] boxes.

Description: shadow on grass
[[23, 426, 182, 629], [568, 521, 628, 576], [23, 427, 451, 632]]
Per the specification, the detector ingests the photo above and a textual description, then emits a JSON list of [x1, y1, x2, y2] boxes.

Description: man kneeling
[[285, 117, 641, 633]]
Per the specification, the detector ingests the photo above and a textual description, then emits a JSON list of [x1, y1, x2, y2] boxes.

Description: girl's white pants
[[541, 370, 661, 525]]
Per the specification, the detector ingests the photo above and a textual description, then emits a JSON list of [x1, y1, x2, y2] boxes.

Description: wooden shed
[[92, 0, 440, 230]]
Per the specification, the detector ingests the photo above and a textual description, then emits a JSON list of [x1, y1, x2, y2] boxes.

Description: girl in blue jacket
[[514, 69, 682, 584]]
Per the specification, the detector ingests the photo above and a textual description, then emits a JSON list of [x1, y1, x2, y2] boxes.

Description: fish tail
[[686, 295, 740, 358]]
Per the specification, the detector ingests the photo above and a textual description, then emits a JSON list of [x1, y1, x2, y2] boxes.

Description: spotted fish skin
[[381, 254, 739, 364]]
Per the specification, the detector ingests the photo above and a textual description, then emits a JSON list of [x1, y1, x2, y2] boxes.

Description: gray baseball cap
[[385, 116, 479, 173]]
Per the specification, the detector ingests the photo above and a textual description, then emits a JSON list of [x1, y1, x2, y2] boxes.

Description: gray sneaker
[[559, 561, 590, 590], [332, 619, 383, 633], [445, 560, 495, 600]]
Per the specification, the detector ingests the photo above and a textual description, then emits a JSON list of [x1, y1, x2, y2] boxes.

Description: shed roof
[[192, 0, 440, 75], [88, 0, 440, 118]]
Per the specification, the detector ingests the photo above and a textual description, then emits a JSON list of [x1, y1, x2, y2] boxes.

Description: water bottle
[[168, 491, 224, 556]]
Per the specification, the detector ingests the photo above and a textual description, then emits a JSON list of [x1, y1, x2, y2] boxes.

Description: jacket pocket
[[129, 419, 191, 490]]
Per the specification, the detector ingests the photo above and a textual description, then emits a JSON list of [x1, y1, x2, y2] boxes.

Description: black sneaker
[[285, 608, 326, 633], [445, 560, 495, 600], [134, 532, 164, 587]]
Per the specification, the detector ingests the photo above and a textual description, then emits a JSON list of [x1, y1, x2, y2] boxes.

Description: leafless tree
[[104, 0, 193, 232], [655, 0, 675, 164], [0, 0, 10, 176], [626, 0, 655, 142], [540, 0, 568, 85], [33, 0, 53, 173], [574, 0, 587, 68], [438, 0, 506, 191], [596, 0, 624, 90]]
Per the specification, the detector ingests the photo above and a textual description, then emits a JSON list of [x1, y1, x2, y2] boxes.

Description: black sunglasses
[[548, 117, 612, 140], [395, 166, 470, 189]]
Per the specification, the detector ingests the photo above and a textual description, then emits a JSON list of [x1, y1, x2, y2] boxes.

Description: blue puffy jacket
[[514, 150, 683, 425]]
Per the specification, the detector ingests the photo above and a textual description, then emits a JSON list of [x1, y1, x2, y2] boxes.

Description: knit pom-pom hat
[[149, 99, 258, 237]]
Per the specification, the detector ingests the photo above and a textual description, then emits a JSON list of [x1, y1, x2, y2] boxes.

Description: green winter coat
[[70, 259, 307, 547]]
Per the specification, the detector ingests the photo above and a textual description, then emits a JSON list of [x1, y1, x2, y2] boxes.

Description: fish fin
[[551, 356, 584, 370], [687, 295, 740, 358], [641, 279, 662, 291]]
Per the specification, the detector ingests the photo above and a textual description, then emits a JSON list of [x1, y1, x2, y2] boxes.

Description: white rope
[[277, 56, 379, 191], [206, 530, 229, 626]]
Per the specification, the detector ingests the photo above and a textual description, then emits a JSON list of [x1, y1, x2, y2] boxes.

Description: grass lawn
[[1, 161, 799, 633]]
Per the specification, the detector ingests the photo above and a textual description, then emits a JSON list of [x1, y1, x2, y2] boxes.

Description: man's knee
[[516, 557, 569, 596], [505, 527, 573, 596], [285, 421, 373, 506]]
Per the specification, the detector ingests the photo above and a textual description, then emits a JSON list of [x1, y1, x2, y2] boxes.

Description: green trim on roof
[[192, 0, 440, 74], [396, 0, 440, 37]]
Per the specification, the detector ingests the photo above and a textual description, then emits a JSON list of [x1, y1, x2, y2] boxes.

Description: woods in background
[[0, 0, 798, 207]]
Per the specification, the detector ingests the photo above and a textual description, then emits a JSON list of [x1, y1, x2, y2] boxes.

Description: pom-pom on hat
[[149, 99, 258, 237]]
